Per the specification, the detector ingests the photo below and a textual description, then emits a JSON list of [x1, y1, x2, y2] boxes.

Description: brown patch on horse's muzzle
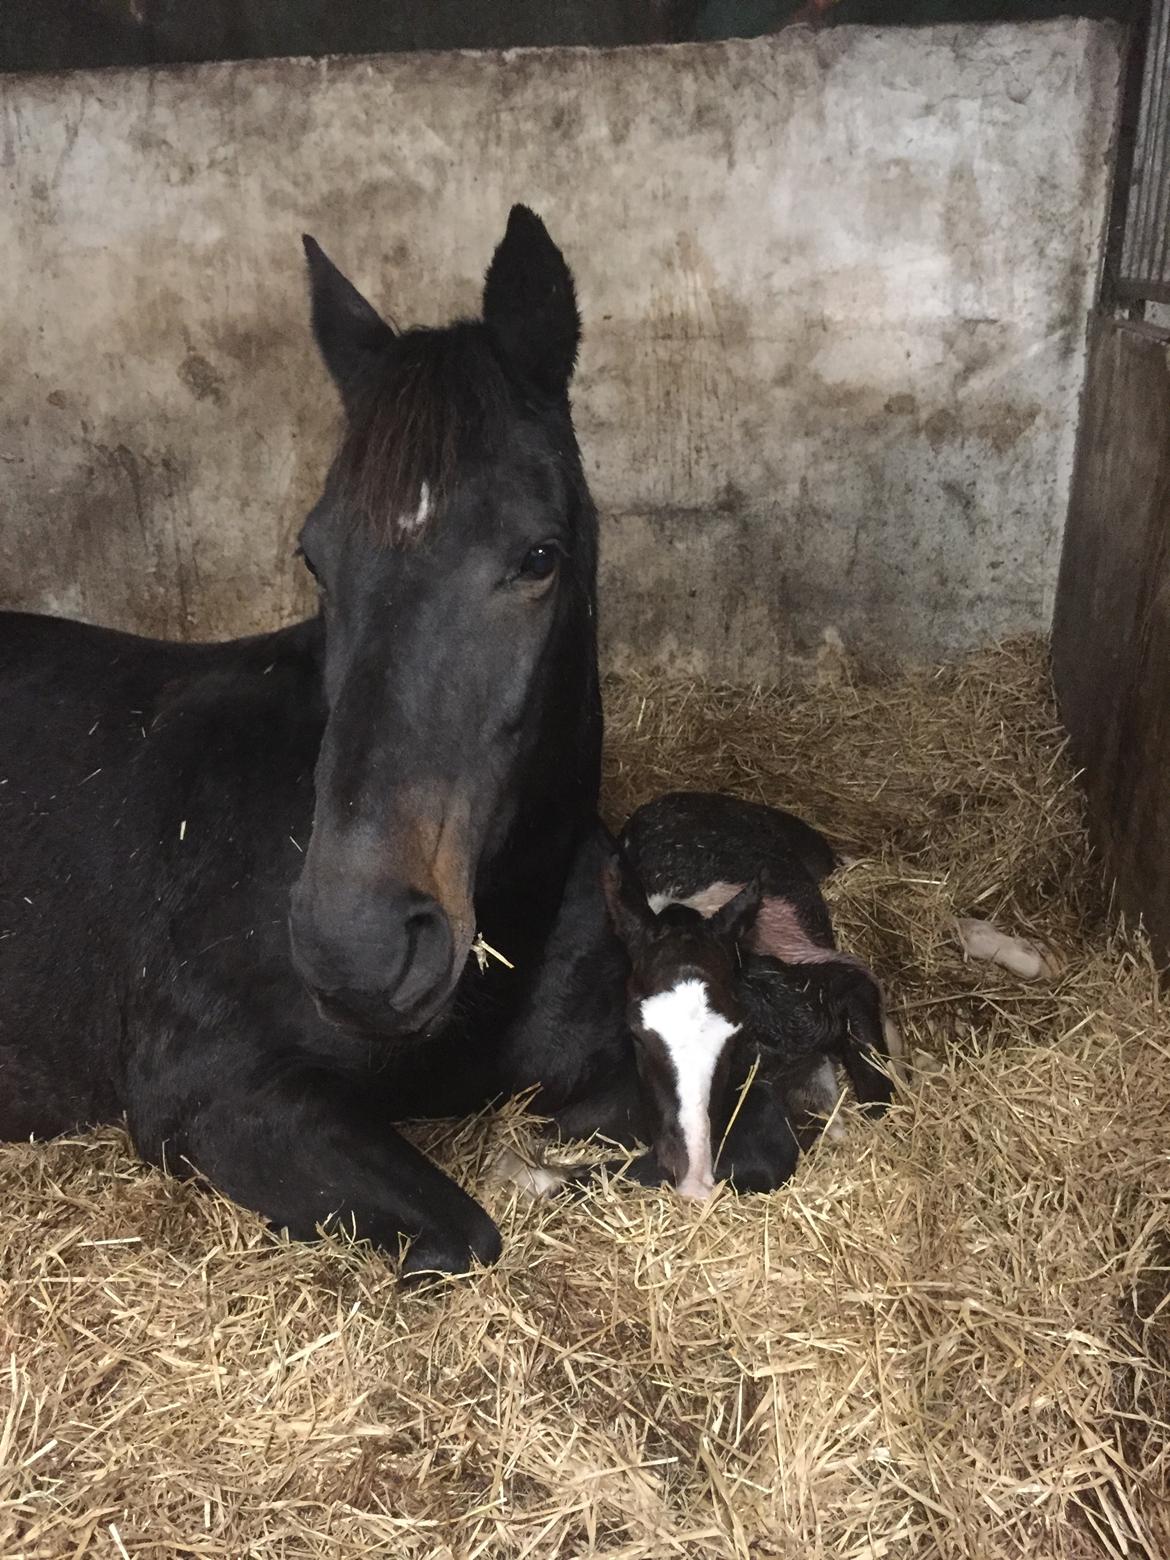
[[288, 791, 476, 1036], [396, 789, 477, 955]]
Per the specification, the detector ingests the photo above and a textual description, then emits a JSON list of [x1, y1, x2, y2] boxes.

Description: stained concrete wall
[[0, 24, 1120, 677]]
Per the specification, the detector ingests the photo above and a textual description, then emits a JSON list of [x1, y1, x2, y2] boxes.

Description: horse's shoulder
[[145, 623, 324, 768]]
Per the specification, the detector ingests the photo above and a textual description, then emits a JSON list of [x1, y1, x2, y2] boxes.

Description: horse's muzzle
[[288, 884, 458, 1036]]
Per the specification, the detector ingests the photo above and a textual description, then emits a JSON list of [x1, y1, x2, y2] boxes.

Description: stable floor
[[1, 638, 1167, 1559]]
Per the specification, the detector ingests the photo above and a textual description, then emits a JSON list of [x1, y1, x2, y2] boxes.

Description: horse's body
[[0, 209, 637, 1279]]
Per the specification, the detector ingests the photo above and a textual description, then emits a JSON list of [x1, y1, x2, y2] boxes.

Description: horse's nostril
[[391, 899, 454, 1016], [289, 884, 458, 1032]]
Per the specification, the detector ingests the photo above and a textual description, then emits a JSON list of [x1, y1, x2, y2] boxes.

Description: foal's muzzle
[[289, 883, 458, 1035]]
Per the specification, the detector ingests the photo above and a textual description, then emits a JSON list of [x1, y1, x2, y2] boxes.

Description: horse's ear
[[482, 205, 580, 399], [709, 878, 762, 949], [601, 852, 655, 954], [303, 235, 395, 414]]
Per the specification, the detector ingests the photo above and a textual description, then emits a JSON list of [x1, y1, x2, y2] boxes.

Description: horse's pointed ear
[[303, 235, 395, 414], [482, 205, 580, 399], [601, 852, 655, 954], [709, 878, 763, 949]]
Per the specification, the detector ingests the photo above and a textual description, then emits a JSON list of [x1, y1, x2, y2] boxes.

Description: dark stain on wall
[[177, 352, 226, 405]]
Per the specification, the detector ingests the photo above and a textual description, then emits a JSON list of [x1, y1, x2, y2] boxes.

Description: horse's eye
[[295, 545, 319, 580], [516, 542, 560, 583]]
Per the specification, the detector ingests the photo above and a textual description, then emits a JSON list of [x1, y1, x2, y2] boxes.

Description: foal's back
[[620, 789, 837, 949]]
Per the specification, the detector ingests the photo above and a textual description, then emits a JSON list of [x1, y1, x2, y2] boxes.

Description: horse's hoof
[[399, 1214, 502, 1288], [488, 1146, 573, 1200]]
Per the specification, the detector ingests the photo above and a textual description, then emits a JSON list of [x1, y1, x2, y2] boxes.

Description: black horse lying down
[[0, 208, 642, 1279]]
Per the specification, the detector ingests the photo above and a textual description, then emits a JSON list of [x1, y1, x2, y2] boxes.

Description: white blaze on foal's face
[[638, 977, 740, 1200]]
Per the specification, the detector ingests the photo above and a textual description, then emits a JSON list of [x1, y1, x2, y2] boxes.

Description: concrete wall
[[0, 24, 1121, 677]]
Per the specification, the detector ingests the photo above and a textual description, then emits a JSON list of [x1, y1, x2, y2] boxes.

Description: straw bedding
[[2, 637, 1167, 1559]]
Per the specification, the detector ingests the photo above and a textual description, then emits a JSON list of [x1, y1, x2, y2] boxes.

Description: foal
[[603, 842, 896, 1199], [499, 793, 899, 1201], [616, 791, 900, 1194]]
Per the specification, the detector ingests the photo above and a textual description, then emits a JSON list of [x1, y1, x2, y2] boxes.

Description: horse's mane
[[332, 321, 526, 545]]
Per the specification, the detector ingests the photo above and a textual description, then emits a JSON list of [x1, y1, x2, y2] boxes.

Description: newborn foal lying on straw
[[497, 792, 903, 1202]]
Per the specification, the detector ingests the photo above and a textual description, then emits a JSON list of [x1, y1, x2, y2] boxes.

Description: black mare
[[0, 208, 643, 1279]]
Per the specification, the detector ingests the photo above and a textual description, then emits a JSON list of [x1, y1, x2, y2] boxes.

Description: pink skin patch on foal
[[680, 880, 866, 969]]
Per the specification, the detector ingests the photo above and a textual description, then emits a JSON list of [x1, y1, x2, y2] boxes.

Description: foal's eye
[[515, 542, 561, 584], [294, 545, 319, 580]]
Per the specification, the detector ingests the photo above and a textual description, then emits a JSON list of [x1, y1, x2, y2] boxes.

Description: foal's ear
[[709, 878, 763, 948], [601, 853, 655, 953], [303, 235, 396, 414], [482, 205, 580, 399]]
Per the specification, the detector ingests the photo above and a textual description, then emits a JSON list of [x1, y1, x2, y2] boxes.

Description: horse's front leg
[[541, 1053, 648, 1148], [128, 1056, 501, 1282], [486, 1052, 663, 1200], [713, 1064, 801, 1194], [826, 968, 897, 1114]]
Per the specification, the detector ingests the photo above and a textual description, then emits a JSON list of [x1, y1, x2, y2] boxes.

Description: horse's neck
[[480, 648, 601, 950], [483, 770, 599, 943]]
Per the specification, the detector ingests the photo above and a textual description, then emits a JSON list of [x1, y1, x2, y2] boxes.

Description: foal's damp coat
[[615, 792, 898, 1195], [497, 794, 898, 1206]]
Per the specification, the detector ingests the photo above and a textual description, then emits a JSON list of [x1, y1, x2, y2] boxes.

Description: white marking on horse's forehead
[[399, 480, 433, 537], [639, 976, 739, 1201]]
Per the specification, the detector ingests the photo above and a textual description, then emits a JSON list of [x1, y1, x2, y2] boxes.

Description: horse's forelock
[[333, 325, 514, 546]]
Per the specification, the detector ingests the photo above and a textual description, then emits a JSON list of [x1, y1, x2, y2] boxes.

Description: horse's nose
[[382, 891, 455, 1018], [289, 884, 456, 1033]]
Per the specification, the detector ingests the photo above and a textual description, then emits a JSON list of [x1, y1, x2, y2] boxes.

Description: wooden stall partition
[[1052, 314, 1170, 961]]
